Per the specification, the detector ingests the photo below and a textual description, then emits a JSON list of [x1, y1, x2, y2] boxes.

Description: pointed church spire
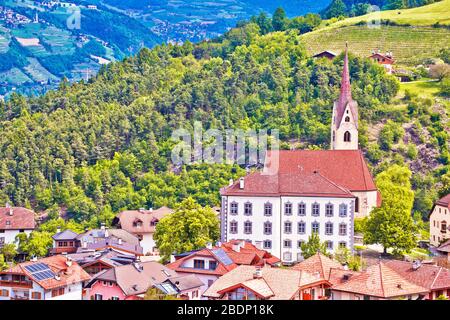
[[338, 42, 352, 110]]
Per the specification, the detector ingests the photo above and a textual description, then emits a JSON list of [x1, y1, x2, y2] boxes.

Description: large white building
[[0, 205, 35, 248], [220, 46, 380, 264]]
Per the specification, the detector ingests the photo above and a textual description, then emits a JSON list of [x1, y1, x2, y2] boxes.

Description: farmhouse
[[368, 51, 395, 74], [0, 204, 35, 248]]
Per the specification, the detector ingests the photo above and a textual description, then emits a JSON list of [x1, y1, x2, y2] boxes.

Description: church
[[220, 45, 380, 264]]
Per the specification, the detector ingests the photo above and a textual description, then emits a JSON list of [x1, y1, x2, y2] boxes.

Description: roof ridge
[[315, 172, 353, 196], [378, 263, 386, 297], [430, 267, 443, 290]]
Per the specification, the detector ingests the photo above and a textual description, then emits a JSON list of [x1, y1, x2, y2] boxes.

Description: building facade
[[0, 205, 35, 248], [429, 194, 450, 247]]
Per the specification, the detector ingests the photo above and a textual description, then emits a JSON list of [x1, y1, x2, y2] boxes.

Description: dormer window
[[150, 218, 158, 227], [133, 219, 143, 228]]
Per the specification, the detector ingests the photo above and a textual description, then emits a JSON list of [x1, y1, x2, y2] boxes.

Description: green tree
[[154, 197, 220, 262], [300, 233, 329, 259], [324, 0, 347, 19], [272, 7, 288, 31], [0, 254, 8, 271], [0, 243, 17, 262], [364, 165, 417, 255]]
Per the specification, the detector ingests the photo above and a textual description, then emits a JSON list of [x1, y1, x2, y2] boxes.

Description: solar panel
[[212, 249, 233, 266], [25, 263, 55, 281]]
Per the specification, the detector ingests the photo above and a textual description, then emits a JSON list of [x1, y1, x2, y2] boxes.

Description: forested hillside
[[0, 15, 448, 228]]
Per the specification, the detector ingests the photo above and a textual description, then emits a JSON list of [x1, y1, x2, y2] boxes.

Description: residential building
[[368, 51, 395, 74], [429, 194, 449, 247], [0, 205, 35, 248], [0, 255, 90, 300], [291, 252, 343, 280], [330, 262, 429, 300], [86, 261, 203, 300], [51, 229, 79, 254], [437, 239, 450, 263], [220, 44, 380, 264], [112, 207, 173, 255], [312, 50, 337, 60], [66, 249, 136, 275], [167, 240, 280, 295], [203, 265, 331, 300], [76, 226, 143, 256]]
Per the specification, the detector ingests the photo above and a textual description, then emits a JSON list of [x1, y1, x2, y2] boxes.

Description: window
[[0, 237, 4, 245], [31, 292, 41, 300], [344, 131, 351, 142], [283, 252, 292, 261], [339, 223, 347, 236], [297, 240, 304, 249], [244, 221, 252, 234], [111, 296, 120, 300], [244, 202, 252, 216], [312, 203, 320, 216], [284, 202, 293, 215], [284, 221, 292, 234], [325, 203, 334, 217], [208, 279, 215, 288], [284, 240, 292, 248], [263, 240, 272, 249], [339, 204, 348, 217], [52, 287, 65, 297], [298, 203, 306, 216], [345, 116, 350, 122], [312, 222, 319, 234], [192, 290, 198, 299], [230, 221, 238, 234], [133, 219, 143, 228], [325, 222, 333, 235], [94, 293, 103, 300], [264, 221, 272, 235], [441, 221, 447, 232], [326, 241, 333, 250], [230, 202, 238, 215], [0, 289, 9, 297], [193, 259, 205, 269], [297, 221, 306, 234], [355, 198, 360, 213], [209, 261, 217, 270], [264, 203, 272, 216], [339, 242, 347, 249]]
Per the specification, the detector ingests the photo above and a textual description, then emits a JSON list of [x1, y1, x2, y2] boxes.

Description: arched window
[[344, 131, 351, 142], [345, 116, 350, 122]]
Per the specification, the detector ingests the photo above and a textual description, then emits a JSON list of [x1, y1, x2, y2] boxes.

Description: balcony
[[0, 280, 33, 289]]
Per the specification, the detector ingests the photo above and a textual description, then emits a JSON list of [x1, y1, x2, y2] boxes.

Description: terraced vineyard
[[301, 25, 450, 65]]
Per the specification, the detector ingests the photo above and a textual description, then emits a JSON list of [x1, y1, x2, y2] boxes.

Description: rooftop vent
[[253, 267, 262, 279], [239, 177, 245, 189]]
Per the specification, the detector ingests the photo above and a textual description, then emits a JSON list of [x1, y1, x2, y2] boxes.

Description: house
[[383, 260, 450, 300], [0, 205, 35, 248], [112, 207, 173, 255], [76, 226, 143, 256], [167, 240, 281, 295], [313, 50, 337, 60], [50, 229, 79, 254], [86, 261, 203, 300], [291, 252, 343, 280], [368, 51, 395, 74], [429, 194, 449, 247], [66, 249, 136, 275], [0, 255, 90, 300], [220, 44, 380, 264], [203, 265, 331, 300], [330, 262, 429, 300]]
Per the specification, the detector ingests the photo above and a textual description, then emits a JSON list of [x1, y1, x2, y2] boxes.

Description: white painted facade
[[140, 233, 157, 255], [0, 229, 32, 248], [429, 203, 449, 247], [175, 256, 220, 297], [221, 195, 355, 264]]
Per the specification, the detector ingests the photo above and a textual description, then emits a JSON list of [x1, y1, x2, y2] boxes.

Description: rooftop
[[0, 206, 35, 230]]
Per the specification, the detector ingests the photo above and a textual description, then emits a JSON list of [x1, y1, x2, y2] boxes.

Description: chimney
[[82, 241, 87, 249], [31, 256, 38, 262], [133, 262, 143, 272], [104, 228, 109, 238], [56, 226, 61, 234], [253, 267, 262, 279], [139, 208, 146, 213], [149, 208, 153, 212], [170, 254, 176, 263], [206, 242, 212, 249], [66, 257, 72, 268], [232, 243, 240, 252], [216, 241, 222, 248], [100, 223, 106, 231], [239, 177, 244, 189], [118, 238, 123, 245], [54, 274, 61, 281], [412, 260, 422, 271], [229, 179, 233, 187]]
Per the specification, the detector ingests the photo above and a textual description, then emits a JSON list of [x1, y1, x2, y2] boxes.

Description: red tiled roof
[[437, 239, 450, 253], [291, 253, 343, 280], [1, 255, 90, 290], [332, 262, 429, 298], [328, 268, 362, 286], [221, 171, 355, 198], [383, 260, 450, 291], [114, 207, 173, 234], [266, 150, 376, 191], [0, 207, 35, 230], [436, 194, 450, 210], [369, 53, 395, 64]]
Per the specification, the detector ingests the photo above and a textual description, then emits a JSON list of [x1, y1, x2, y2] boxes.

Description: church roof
[[335, 44, 358, 129]]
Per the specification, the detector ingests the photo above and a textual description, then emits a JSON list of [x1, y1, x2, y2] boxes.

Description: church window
[[344, 131, 351, 142], [345, 116, 350, 122]]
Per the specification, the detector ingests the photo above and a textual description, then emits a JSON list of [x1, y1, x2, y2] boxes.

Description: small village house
[[112, 207, 173, 255], [0, 255, 90, 300], [0, 205, 35, 248], [313, 50, 337, 60], [429, 194, 449, 247], [368, 50, 395, 74]]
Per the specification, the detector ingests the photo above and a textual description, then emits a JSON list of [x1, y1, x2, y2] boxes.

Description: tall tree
[[324, 0, 347, 19], [300, 233, 329, 259], [154, 197, 220, 262], [364, 165, 417, 254], [272, 7, 288, 31]]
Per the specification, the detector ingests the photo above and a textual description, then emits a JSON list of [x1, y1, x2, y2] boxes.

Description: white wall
[[0, 229, 32, 248], [141, 233, 156, 255], [222, 195, 355, 263], [45, 283, 84, 300]]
